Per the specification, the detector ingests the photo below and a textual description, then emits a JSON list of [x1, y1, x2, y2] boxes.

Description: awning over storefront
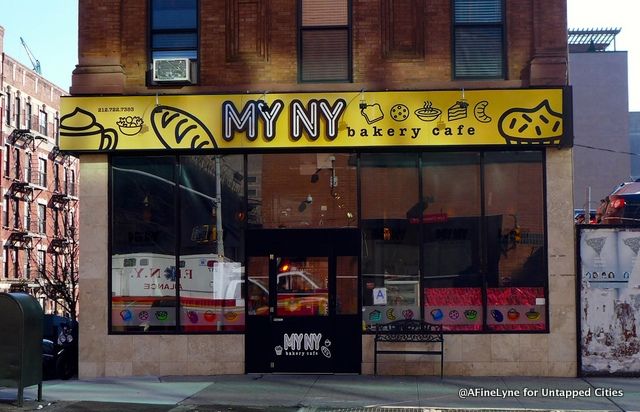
[[59, 88, 572, 152]]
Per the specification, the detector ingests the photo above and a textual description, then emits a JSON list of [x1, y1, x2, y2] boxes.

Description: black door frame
[[245, 228, 361, 373]]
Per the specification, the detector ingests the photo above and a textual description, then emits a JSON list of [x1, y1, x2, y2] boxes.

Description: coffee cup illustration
[[60, 107, 119, 150]]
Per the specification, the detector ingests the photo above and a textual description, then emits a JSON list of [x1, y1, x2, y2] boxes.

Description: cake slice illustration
[[447, 100, 468, 121]]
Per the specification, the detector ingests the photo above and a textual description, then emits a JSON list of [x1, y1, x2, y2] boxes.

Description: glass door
[[245, 228, 360, 373]]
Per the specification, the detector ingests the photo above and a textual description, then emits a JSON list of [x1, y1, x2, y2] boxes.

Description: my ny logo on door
[[275, 333, 332, 358]]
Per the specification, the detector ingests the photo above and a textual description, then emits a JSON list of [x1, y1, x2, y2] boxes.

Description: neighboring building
[[569, 28, 629, 211], [630, 112, 640, 178], [0, 26, 79, 315], [66, 0, 574, 378]]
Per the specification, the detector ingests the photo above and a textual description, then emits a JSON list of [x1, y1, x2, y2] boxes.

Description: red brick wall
[[75, 0, 567, 94]]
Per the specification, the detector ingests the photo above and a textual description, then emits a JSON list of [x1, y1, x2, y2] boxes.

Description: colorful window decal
[[486, 287, 546, 331], [424, 287, 482, 331]]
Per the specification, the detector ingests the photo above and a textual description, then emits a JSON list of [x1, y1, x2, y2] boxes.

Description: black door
[[245, 229, 361, 373]]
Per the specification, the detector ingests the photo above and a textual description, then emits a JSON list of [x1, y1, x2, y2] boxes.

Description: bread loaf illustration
[[151, 105, 217, 149], [498, 100, 562, 145]]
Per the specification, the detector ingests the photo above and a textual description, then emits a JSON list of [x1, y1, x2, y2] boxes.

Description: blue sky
[[1, 0, 78, 91], [1, 1, 637, 111]]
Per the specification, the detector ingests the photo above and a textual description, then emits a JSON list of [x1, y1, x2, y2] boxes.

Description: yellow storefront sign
[[59, 88, 571, 151]]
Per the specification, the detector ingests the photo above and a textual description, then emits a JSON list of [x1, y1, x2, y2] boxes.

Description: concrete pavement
[[1, 374, 639, 411]]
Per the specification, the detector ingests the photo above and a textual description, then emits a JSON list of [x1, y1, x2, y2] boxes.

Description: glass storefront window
[[110, 151, 546, 335], [247, 153, 357, 229], [179, 155, 245, 332], [111, 155, 246, 333], [484, 151, 546, 331], [422, 153, 482, 331], [111, 156, 177, 332], [361, 154, 420, 330]]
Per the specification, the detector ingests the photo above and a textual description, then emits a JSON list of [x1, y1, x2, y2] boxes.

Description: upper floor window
[[39, 106, 48, 136], [2, 196, 8, 228], [150, 0, 198, 61], [298, 0, 351, 82], [39, 157, 47, 187], [37, 249, 46, 277], [453, 0, 504, 79], [26, 101, 32, 130], [3, 145, 10, 177], [5, 89, 11, 125], [38, 203, 47, 234], [54, 163, 60, 192], [15, 94, 21, 128], [25, 152, 32, 183]]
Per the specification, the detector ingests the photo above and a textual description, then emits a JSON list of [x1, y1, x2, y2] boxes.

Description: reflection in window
[[247, 256, 269, 316], [422, 153, 482, 331], [484, 151, 545, 331], [276, 257, 328, 317], [111, 155, 246, 333], [247, 153, 357, 229], [361, 154, 420, 330], [111, 157, 177, 332], [179, 155, 245, 332]]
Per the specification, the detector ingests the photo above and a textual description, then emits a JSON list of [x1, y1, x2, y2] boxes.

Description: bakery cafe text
[[222, 99, 476, 142]]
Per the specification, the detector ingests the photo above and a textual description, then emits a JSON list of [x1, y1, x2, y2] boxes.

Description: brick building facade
[[0, 26, 79, 315], [67, 0, 575, 378]]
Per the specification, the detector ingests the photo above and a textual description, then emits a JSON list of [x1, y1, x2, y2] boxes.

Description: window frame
[[297, 0, 353, 83], [5, 89, 11, 126], [15, 93, 21, 128], [149, 0, 200, 82], [38, 157, 48, 187], [38, 203, 47, 234], [39, 106, 48, 136], [452, 0, 506, 80], [26, 100, 32, 130]]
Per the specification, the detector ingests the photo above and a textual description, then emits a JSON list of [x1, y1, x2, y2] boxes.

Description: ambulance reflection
[[248, 271, 328, 316]]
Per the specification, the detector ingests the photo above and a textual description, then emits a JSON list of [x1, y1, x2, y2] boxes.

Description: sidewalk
[[1, 374, 639, 411]]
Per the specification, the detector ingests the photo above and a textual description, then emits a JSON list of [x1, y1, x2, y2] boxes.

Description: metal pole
[[215, 156, 224, 256], [586, 186, 591, 223]]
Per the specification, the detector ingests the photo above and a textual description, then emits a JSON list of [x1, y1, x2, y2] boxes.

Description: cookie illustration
[[390, 104, 410, 121], [498, 100, 562, 144], [151, 105, 218, 149]]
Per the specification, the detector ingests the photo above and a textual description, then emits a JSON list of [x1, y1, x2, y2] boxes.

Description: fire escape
[[49, 146, 77, 256], [6, 129, 48, 285]]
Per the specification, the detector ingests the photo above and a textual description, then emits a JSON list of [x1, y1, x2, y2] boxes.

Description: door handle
[[272, 317, 284, 322]]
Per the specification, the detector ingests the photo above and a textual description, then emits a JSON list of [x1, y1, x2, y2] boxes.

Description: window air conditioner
[[152, 58, 192, 82]]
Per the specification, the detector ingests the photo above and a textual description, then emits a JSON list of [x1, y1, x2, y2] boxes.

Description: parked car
[[42, 315, 78, 380], [597, 181, 640, 224], [574, 208, 597, 224]]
